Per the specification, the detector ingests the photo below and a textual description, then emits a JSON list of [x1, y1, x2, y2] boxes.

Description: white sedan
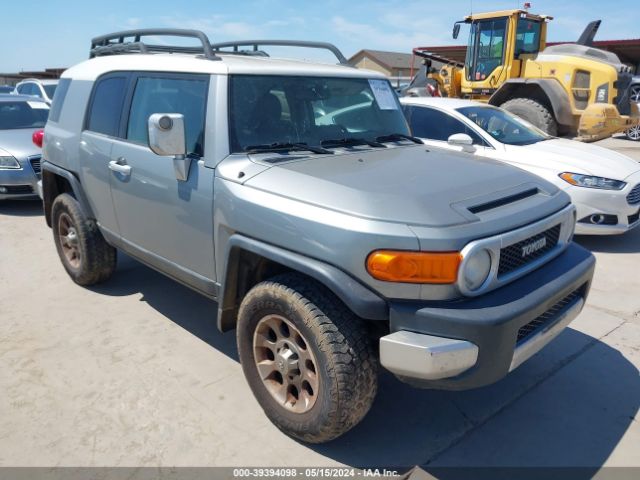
[[401, 97, 640, 235]]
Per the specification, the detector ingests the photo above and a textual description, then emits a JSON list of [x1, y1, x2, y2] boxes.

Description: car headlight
[[0, 156, 21, 169], [559, 172, 626, 190], [461, 249, 492, 291]]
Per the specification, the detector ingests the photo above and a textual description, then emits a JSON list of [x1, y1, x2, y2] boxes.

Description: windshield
[[0, 101, 49, 130], [457, 105, 549, 145], [228, 75, 409, 153], [44, 84, 57, 99]]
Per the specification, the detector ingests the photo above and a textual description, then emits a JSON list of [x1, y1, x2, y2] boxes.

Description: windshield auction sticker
[[368, 79, 398, 110]]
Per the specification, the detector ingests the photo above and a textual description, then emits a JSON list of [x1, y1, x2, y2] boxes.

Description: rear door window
[[48, 79, 71, 123], [86, 75, 128, 137], [126, 75, 208, 156]]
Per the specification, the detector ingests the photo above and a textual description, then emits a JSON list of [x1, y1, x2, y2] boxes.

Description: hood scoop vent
[[468, 188, 540, 214]]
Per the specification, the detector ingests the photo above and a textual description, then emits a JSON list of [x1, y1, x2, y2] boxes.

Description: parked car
[[0, 85, 15, 94], [42, 29, 595, 443], [624, 77, 640, 141], [401, 97, 640, 235], [13, 78, 59, 105], [0, 95, 48, 200]]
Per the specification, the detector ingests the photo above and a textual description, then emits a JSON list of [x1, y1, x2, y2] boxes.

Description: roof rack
[[89, 29, 350, 66], [210, 40, 350, 65], [90, 28, 219, 60]]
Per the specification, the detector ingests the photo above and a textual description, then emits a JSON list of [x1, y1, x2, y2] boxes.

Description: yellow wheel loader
[[410, 8, 639, 141]]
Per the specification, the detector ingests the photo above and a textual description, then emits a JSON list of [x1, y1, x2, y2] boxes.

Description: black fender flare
[[217, 235, 389, 331], [489, 78, 574, 126], [42, 160, 95, 226]]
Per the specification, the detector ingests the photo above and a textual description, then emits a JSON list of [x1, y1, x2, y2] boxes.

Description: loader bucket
[[577, 102, 640, 142]]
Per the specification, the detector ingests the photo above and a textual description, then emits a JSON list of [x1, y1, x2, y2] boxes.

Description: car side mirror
[[448, 133, 475, 151], [148, 113, 190, 181], [452, 23, 461, 39]]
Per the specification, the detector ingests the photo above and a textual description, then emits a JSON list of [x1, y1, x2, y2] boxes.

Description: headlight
[[461, 249, 492, 291], [0, 156, 20, 169], [596, 83, 609, 103], [559, 172, 626, 190]]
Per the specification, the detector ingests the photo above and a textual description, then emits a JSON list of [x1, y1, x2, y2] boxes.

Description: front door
[[108, 73, 216, 290], [404, 105, 493, 156]]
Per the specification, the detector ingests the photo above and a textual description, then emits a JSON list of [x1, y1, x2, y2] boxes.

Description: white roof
[[18, 78, 58, 85], [399, 96, 483, 110], [63, 53, 387, 81]]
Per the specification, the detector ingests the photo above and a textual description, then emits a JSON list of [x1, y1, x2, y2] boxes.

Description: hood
[[516, 138, 640, 181], [245, 145, 566, 228], [0, 128, 41, 160]]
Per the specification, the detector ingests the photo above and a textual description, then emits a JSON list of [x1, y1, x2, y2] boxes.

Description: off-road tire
[[51, 193, 116, 286], [501, 97, 558, 137], [237, 273, 378, 443]]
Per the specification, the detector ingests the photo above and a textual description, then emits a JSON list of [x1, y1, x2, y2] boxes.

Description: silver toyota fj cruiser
[[41, 29, 595, 443]]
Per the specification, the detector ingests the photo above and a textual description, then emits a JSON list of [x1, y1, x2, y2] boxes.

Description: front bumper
[[571, 179, 640, 235], [379, 242, 595, 390], [0, 162, 39, 200]]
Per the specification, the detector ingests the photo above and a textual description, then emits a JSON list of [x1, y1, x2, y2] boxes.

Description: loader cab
[[455, 10, 550, 94]]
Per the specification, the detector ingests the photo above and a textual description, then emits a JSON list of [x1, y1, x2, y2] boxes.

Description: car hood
[[0, 128, 40, 159], [245, 145, 565, 228], [514, 138, 640, 181]]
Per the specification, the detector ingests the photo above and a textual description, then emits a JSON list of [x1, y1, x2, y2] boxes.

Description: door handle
[[108, 159, 131, 176]]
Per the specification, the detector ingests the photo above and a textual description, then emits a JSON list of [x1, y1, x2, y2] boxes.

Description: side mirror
[[148, 113, 190, 181], [452, 23, 461, 39], [448, 133, 475, 150]]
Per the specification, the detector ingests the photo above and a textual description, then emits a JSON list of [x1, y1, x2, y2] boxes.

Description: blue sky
[[2, 0, 639, 72]]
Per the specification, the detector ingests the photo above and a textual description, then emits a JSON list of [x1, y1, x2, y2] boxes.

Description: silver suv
[[41, 29, 595, 443]]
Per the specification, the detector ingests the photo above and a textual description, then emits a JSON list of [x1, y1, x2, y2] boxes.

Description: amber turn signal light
[[366, 250, 462, 284]]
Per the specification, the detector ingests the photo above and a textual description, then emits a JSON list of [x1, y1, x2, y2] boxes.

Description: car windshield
[[44, 84, 57, 99], [0, 101, 49, 129], [456, 105, 549, 145], [228, 75, 410, 153]]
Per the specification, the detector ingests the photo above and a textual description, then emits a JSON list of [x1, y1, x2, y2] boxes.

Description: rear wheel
[[625, 85, 640, 141], [501, 97, 558, 137], [51, 193, 116, 285], [236, 273, 378, 443]]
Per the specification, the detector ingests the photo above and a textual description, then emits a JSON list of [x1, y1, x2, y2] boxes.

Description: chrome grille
[[498, 224, 561, 277], [517, 287, 584, 344], [29, 155, 42, 177], [627, 184, 640, 205]]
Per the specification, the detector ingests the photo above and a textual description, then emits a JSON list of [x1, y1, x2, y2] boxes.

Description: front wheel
[[501, 97, 558, 137], [236, 273, 378, 443]]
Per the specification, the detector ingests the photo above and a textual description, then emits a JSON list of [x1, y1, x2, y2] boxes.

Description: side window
[[22, 84, 35, 96], [515, 19, 542, 57], [48, 79, 71, 123], [126, 76, 208, 157], [86, 76, 127, 137], [406, 106, 485, 145], [16, 84, 25, 94]]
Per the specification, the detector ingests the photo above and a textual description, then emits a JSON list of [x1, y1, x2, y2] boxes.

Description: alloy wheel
[[252, 314, 319, 414], [58, 212, 81, 268]]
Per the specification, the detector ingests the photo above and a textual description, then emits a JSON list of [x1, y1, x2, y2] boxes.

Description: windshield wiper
[[321, 137, 387, 148], [376, 133, 422, 144], [245, 142, 333, 155]]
